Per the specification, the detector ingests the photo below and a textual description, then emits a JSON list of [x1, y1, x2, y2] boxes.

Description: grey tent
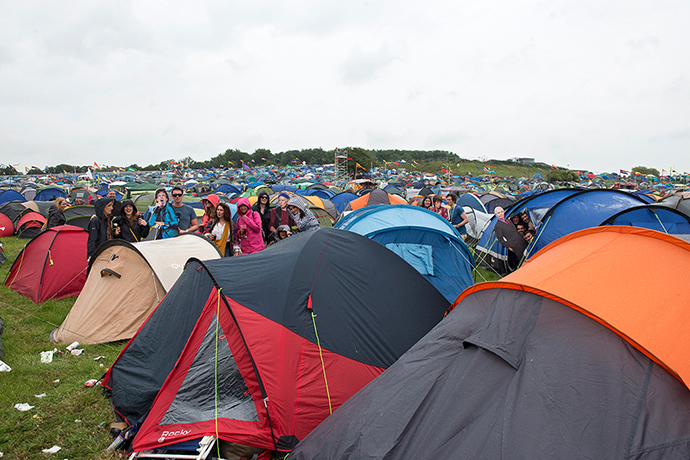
[[291, 226, 690, 460]]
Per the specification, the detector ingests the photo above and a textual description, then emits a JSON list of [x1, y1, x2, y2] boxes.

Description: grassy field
[[0, 236, 122, 460]]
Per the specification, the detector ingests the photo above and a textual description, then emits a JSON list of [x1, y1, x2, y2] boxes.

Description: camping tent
[[34, 186, 67, 201], [15, 211, 47, 239], [601, 204, 690, 241], [0, 213, 13, 237], [0, 190, 25, 205], [50, 233, 222, 345], [4, 225, 88, 303], [102, 228, 449, 456], [335, 204, 474, 302], [342, 189, 408, 212], [290, 226, 690, 460], [524, 189, 648, 258]]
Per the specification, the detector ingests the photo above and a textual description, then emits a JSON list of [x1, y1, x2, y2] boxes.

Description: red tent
[[15, 211, 47, 239], [0, 213, 13, 237], [4, 225, 88, 303]]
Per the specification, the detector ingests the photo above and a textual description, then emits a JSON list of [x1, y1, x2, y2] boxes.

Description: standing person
[[87, 198, 115, 259], [447, 193, 469, 234], [431, 195, 449, 220], [494, 206, 527, 262], [170, 186, 199, 233], [206, 202, 234, 256], [148, 188, 179, 239], [269, 193, 296, 236], [47, 197, 68, 228], [419, 196, 433, 209], [113, 199, 149, 242], [287, 197, 319, 233], [252, 191, 272, 243], [235, 197, 264, 254], [200, 194, 220, 234]]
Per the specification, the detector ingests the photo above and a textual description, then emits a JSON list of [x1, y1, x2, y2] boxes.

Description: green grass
[[0, 236, 123, 460]]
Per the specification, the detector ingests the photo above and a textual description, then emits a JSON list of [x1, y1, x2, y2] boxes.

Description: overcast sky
[[1, 1, 689, 174]]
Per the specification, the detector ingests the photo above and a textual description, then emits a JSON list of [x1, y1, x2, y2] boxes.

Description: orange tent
[[345, 189, 408, 211], [451, 226, 690, 389]]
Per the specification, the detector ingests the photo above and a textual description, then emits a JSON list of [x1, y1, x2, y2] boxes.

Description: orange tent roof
[[452, 226, 690, 388], [347, 190, 407, 211]]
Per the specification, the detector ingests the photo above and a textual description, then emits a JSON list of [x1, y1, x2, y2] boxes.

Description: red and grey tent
[[4, 225, 88, 303], [102, 228, 449, 456], [290, 226, 690, 459], [15, 211, 47, 239]]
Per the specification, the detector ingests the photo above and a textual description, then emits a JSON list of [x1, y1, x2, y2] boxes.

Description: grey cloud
[[340, 42, 401, 85], [627, 36, 659, 51]]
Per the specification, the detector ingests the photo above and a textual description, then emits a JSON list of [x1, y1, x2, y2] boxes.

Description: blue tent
[[214, 184, 242, 195], [34, 187, 67, 201], [457, 193, 486, 213], [525, 189, 647, 258], [335, 204, 474, 302], [475, 189, 581, 272], [601, 205, 690, 242], [96, 189, 124, 200], [330, 192, 359, 214], [0, 189, 26, 205], [304, 189, 336, 200]]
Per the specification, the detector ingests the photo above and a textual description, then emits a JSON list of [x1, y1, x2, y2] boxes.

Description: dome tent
[[291, 226, 690, 460], [102, 228, 449, 457]]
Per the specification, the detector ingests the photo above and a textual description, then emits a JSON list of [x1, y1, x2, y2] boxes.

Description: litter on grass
[[40, 350, 54, 364], [14, 403, 34, 411], [41, 445, 61, 454], [0, 360, 11, 372], [35, 393, 47, 398]]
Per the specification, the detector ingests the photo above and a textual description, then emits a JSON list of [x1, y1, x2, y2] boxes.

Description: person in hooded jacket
[[287, 196, 319, 233], [113, 199, 149, 242], [200, 194, 220, 233], [148, 188, 179, 239], [269, 192, 296, 236], [47, 197, 68, 229], [252, 191, 272, 243], [87, 198, 115, 259], [235, 197, 264, 254]]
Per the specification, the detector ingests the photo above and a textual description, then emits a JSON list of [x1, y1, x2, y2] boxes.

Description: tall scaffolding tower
[[334, 148, 349, 181]]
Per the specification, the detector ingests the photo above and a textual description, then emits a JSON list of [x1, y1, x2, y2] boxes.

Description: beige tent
[[51, 233, 222, 344]]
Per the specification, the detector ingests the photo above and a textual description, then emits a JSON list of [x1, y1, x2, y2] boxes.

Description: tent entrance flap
[[385, 243, 434, 276]]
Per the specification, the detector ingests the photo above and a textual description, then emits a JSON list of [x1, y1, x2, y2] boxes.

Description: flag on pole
[[619, 169, 629, 175], [356, 163, 365, 170], [94, 162, 101, 170]]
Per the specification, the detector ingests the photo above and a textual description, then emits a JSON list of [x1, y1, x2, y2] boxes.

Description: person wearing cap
[[494, 206, 527, 262], [269, 192, 296, 236], [170, 186, 199, 233], [106, 189, 122, 215], [148, 188, 179, 239], [113, 199, 149, 242]]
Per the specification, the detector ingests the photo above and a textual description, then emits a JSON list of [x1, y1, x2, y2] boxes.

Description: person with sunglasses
[[170, 186, 199, 233], [252, 191, 272, 244]]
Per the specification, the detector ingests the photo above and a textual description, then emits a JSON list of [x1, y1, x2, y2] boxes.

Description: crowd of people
[[417, 192, 470, 235], [78, 188, 321, 260]]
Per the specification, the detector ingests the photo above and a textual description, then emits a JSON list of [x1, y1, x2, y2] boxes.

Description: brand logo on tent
[[171, 263, 183, 269], [110, 254, 119, 261], [158, 429, 191, 443]]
